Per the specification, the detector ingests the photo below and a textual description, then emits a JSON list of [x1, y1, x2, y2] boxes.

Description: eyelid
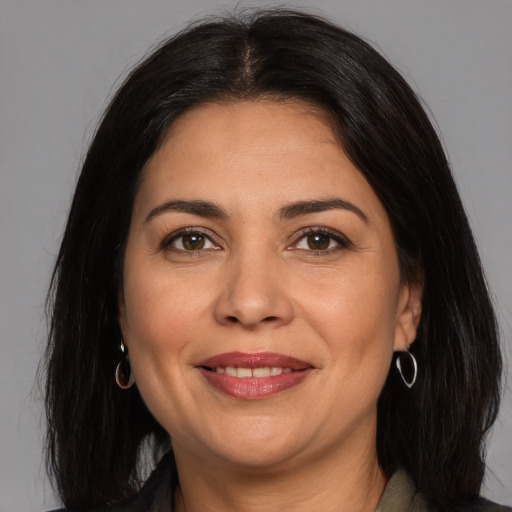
[[288, 226, 352, 252], [158, 226, 350, 253], [160, 227, 222, 251]]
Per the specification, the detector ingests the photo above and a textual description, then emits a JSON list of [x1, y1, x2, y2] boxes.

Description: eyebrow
[[145, 200, 228, 223], [278, 198, 368, 223], [145, 197, 368, 224]]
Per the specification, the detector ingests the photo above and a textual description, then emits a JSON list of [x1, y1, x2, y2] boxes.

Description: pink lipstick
[[196, 352, 313, 399]]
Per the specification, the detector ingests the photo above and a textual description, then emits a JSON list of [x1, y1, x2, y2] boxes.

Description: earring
[[115, 339, 135, 389], [396, 348, 417, 389]]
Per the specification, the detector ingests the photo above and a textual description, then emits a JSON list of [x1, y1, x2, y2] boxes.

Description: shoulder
[[411, 494, 511, 512], [413, 495, 512, 512], [47, 452, 175, 512], [380, 469, 511, 512], [470, 498, 512, 512]]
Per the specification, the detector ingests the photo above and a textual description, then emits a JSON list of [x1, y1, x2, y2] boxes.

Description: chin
[[176, 416, 309, 470], [214, 439, 302, 470]]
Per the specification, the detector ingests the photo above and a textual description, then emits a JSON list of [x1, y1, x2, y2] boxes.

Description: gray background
[[1, 0, 511, 510]]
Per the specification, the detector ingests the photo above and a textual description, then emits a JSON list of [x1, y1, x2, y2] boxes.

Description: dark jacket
[[54, 453, 511, 511]]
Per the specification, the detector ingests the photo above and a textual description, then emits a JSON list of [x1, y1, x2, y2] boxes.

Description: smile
[[208, 366, 292, 377], [196, 352, 313, 399]]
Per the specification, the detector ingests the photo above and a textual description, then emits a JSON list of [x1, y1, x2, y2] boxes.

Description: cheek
[[297, 263, 399, 380], [123, 260, 207, 343], [304, 266, 398, 337], [120, 262, 212, 401], [119, 265, 207, 426]]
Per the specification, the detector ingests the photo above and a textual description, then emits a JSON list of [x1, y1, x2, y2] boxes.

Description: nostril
[[225, 315, 278, 325]]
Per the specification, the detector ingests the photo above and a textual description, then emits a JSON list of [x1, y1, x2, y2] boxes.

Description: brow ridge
[[145, 200, 228, 223], [278, 198, 368, 222], [145, 198, 367, 224]]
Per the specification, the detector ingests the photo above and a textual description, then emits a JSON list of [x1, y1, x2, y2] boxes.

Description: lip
[[197, 352, 311, 370], [196, 352, 314, 399]]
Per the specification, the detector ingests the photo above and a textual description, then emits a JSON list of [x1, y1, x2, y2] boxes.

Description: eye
[[291, 228, 350, 253], [162, 229, 219, 252], [297, 233, 335, 251]]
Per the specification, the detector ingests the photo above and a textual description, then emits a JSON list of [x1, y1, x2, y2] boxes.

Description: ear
[[394, 281, 422, 351]]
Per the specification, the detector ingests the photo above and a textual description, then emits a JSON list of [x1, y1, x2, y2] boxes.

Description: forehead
[[135, 99, 386, 221], [149, 99, 339, 172]]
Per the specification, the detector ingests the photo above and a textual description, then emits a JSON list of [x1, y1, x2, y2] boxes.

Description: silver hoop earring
[[115, 339, 135, 389], [396, 349, 417, 389]]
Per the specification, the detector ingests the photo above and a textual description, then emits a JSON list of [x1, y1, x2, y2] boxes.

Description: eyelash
[[160, 227, 221, 253], [289, 227, 351, 254], [160, 227, 351, 255]]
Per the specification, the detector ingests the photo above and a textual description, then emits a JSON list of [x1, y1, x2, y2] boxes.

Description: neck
[[172, 425, 386, 512]]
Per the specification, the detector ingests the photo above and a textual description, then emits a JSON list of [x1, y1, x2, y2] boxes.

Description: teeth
[[253, 367, 271, 377], [214, 366, 291, 377], [236, 367, 252, 378]]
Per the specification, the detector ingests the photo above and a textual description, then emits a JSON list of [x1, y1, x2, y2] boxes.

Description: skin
[[118, 100, 422, 512]]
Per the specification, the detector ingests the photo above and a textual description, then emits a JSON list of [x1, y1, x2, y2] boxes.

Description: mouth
[[204, 366, 293, 377], [196, 352, 314, 399]]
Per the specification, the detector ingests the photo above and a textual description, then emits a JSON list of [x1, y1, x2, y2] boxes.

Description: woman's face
[[119, 100, 421, 471]]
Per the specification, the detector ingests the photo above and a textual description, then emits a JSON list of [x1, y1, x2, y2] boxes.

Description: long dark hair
[[44, 9, 502, 511]]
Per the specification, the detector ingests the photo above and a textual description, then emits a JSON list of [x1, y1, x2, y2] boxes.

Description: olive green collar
[[376, 469, 427, 512]]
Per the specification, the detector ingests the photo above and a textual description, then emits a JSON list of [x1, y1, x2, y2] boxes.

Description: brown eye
[[306, 233, 330, 250], [292, 229, 349, 253], [166, 231, 217, 251], [182, 234, 205, 250]]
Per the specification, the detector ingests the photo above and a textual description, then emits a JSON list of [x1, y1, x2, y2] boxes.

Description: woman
[[44, 9, 510, 512]]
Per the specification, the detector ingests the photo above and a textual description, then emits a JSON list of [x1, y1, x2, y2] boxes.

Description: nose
[[213, 252, 294, 329]]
